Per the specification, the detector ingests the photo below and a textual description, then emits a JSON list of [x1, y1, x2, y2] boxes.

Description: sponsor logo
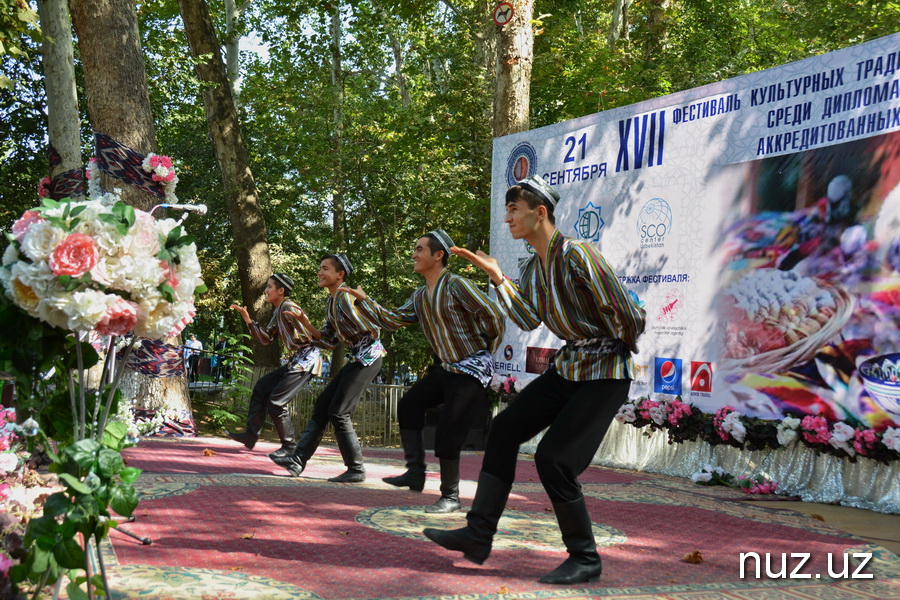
[[631, 363, 649, 388], [637, 198, 672, 249], [654, 357, 682, 395], [526, 347, 556, 375], [573, 201, 605, 242], [506, 142, 538, 187], [503, 345, 514, 361], [690, 361, 713, 395], [655, 288, 683, 324]]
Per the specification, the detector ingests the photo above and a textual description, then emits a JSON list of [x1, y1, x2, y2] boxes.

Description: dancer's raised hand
[[230, 304, 251, 324], [338, 285, 368, 302], [450, 246, 504, 285]]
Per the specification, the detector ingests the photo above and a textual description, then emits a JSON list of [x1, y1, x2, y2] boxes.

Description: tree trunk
[[492, 0, 533, 138], [385, 19, 410, 107], [70, 0, 192, 417], [224, 0, 247, 106], [37, 0, 81, 188], [329, 2, 347, 378], [178, 0, 279, 369], [608, 0, 631, 50], [644, 0, 670, 64]]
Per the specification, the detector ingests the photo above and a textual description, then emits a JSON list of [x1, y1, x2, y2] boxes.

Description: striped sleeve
[[357, 294, 419, 332], [569, 243, 646, 354], [494, 278, 542, 331], [280, 302, 314, 346], [313, 319, 339, 350], [451, 278, 505, 353], [247, 320, 276, 345], [337, 292, 381, 337]]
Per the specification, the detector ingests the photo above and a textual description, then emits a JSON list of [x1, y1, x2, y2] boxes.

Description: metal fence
[[233, 366, 409, 448]]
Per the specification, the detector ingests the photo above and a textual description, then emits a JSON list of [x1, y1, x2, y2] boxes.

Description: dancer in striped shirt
[[424, 176, 646, 584], [272, 253, 385, 483], [341, 229, 505, 512], [228, 273, 321, 458]]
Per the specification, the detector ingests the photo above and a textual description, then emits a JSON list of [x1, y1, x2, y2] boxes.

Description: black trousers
[[481, 367, 631, 503], [248, 364, 314, 426], [397, 366, 484, 460], [309, 357, 383, 434]]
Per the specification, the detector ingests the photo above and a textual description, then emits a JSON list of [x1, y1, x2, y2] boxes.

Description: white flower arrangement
[[884, 427, 900, 451], [721, 410, 747, 443], [1, 194, 205, 339], [776, 415, 801, 446]]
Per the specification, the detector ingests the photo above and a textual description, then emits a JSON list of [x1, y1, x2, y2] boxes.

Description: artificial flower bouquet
[[1, 194, 205, 339]]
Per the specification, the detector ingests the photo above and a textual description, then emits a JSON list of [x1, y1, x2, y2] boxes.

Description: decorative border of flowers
[[615, 396, 900, 464]]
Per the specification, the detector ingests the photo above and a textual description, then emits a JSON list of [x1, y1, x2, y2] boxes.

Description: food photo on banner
[[487, 32, 900, 454]]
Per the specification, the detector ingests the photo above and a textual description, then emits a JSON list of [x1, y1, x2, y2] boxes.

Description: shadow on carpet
[[94, 437, 900, 600]]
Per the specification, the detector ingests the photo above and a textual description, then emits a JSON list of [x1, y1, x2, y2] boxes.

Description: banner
[[490, 33, 900, 429]]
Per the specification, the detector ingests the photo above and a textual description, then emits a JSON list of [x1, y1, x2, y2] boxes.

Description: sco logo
[[506, 142, 538, 187], [637, 198, 672, 248]]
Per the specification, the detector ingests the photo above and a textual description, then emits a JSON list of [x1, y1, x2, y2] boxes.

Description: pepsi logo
[[653, 357, 682, 395], [660, 360, 677, 383]]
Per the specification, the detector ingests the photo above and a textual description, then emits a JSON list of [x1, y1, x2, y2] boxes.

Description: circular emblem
[[356, 505, 626, 551], [506, 142, 538, 187], [660, 360, 677, 383], [637, 198, 673, 245], [578, 211, 602, 240], [493, 2, 514, 26], [503, 345, 514, 360]]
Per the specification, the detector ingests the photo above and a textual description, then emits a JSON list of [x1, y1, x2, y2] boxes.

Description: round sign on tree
[[493, 2, 514, 27]]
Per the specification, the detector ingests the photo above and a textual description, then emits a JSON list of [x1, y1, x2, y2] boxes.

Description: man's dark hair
[[505, 185, 556, 225], [423, 235, 449, 267]]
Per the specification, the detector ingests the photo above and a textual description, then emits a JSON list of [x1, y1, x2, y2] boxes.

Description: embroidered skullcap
[[427, 229, 455, 256], [326, 253, 354, 277], [271, 272, 294, 293], [517, 174, 561, 211]]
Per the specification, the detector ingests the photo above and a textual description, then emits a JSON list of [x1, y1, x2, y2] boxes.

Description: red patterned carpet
[[100, 437, 900, 600]]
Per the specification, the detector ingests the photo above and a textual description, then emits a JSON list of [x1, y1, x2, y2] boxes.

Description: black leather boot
[[267, 410, 297, 459], [227, 409, 265, 450], [538, 497, 602, 584], [425, 458, 461, 513], [423, 471, 510, 564], [328, 429, 365, 483], [383, 429, 426, 492], [272, 420, 324, 477]]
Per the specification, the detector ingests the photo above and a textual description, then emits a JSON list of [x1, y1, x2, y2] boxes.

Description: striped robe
[[314, 286, 386, 366], [358, 270, 505, 381], [494, 229, 646, 381], [247, 299, 323, 376]]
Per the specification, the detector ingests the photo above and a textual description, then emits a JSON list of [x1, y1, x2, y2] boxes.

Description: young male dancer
[[272, 254, 384, 483], [341, 229, 505, 512], [423, 176, 646, 584], [228, 273, 321, 458]]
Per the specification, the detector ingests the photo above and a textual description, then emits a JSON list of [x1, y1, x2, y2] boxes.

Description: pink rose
[[95, 297, 138, 336], [49, 232, 99, 277], [12, 210, 45, 242], [160, 155, 173, 169], [165, 171, 175, 182], [159, 260, 179, 288]]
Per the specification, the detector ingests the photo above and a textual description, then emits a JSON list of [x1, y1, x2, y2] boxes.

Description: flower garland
[[142, 153, 179, 202], [615, 396, 900, 464], [36, 176, 50, 198], [1, 194, 205, 339]]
